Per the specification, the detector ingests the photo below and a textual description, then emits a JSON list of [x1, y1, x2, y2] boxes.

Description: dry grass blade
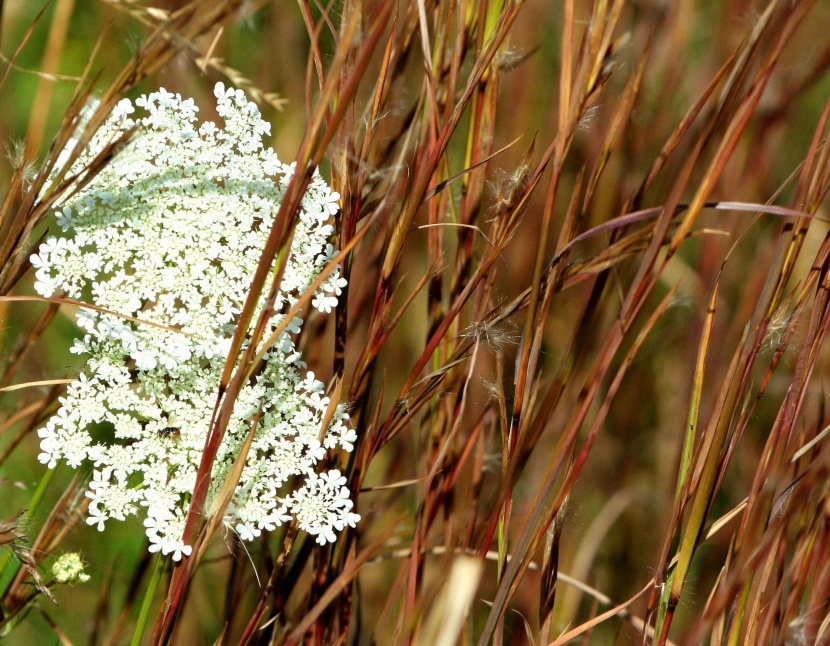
[[283, 523, 399, 645], [417, 556, 483, 646]]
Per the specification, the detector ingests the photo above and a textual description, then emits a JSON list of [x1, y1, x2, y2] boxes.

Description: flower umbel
[[51, 552, 91, 585], [33, 84, 358, 559]]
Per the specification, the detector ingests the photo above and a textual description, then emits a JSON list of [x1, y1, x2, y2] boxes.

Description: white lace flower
[[235, 523, 261, 542], [52, 552, 91, 585], [86, 504, 108, 532], [32, 83, 358, 557], [285, 470, 360, 545]]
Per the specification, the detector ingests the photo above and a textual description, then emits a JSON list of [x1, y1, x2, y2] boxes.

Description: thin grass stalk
[[130, 555, 165, 646], [669, 1, 814, 254], [370, 2, 520, 311], [666, 209, 830, 641], [653, 330, 748, 642], [477, 221, 678, 642], [0, 402, 51, 470], [25, 0, 77, 155]]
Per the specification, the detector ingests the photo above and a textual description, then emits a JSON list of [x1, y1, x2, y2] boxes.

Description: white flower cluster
[[51, 552, 90, 585], [32, 83, 358, 559]]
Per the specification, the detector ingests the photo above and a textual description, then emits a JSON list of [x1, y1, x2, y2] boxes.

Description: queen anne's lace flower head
[[51, 552, 91, 585], [33, 83, 358, 559]]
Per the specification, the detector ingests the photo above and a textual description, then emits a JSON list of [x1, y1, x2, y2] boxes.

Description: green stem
[[131, 553, 166, 646]]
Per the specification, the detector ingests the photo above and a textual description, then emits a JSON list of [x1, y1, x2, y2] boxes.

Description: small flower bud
[[52, 553, 91, 585]]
